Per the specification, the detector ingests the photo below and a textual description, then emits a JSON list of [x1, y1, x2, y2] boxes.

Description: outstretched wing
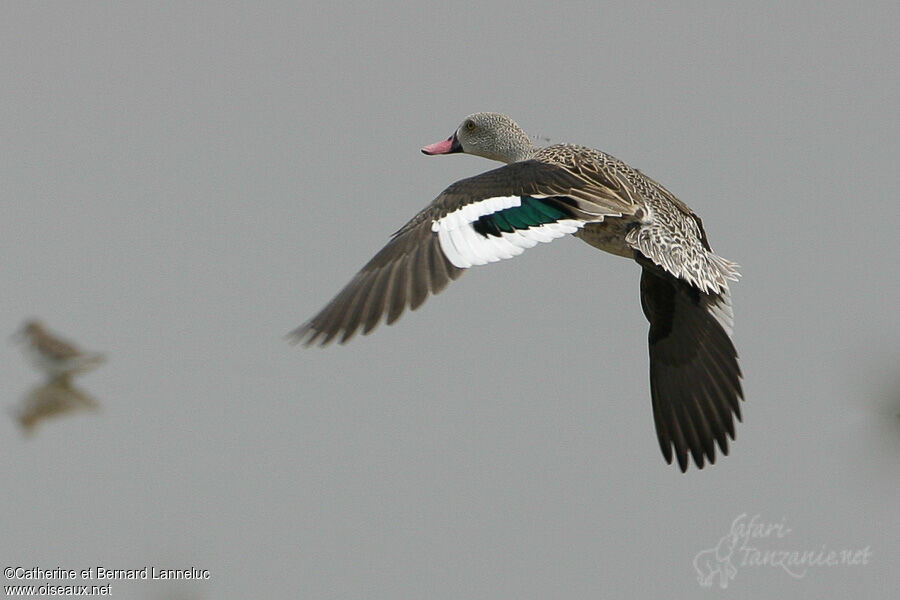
[[290, 160, 633, 346], [638, 255, 743, 472]]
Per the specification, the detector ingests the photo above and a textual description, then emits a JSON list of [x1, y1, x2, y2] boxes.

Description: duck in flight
[[290, 112, 743, 472]]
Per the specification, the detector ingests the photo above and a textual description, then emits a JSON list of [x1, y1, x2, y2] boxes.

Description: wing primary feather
[[409, 242, 431, 311], [386, 256, 410, 325], [338, 271, 377, 344], [361, 263, 394, 335]]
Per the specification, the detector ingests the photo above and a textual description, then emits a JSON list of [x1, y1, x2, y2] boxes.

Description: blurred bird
[[10, 379, 99, 434], [15, 319, 106, 383]]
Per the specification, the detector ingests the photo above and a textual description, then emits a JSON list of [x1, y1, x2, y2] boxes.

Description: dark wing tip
[[288, 235, 463, 350], [285, 322, 328, 348], [640, 261, 744, 473], [286, 324, 367, 348], [650, 339, 744, 473]]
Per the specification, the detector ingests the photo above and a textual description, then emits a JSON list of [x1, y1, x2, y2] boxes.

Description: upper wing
[[289, 160, 633, 346]]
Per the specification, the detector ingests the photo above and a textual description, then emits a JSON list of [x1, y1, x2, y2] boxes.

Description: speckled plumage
[[291, 113, 743, 472], [532, 144, 739, 293]]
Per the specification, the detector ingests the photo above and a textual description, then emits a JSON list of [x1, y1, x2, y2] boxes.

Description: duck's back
[[534, 143, 737, 293]]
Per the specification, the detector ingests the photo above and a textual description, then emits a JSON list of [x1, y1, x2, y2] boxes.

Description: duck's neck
[[494, 129, 538, 164]]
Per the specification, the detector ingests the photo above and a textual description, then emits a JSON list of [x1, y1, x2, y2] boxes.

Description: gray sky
[[2, 2, 898, 598]]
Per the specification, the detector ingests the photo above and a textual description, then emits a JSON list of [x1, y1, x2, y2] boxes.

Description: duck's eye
[[465, 120, 476, 131]]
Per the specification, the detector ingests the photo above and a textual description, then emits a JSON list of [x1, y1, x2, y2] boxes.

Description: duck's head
[[421, 112, 536, 164]]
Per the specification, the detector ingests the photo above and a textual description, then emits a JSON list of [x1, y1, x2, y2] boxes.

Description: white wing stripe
[[435, 219, 585, 269], [447, 229, 472, 269], [459, 223, 491, 266], [431, 196, 589, 269], [431, 196, 522, 234], [437, 228, 469, 268]]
